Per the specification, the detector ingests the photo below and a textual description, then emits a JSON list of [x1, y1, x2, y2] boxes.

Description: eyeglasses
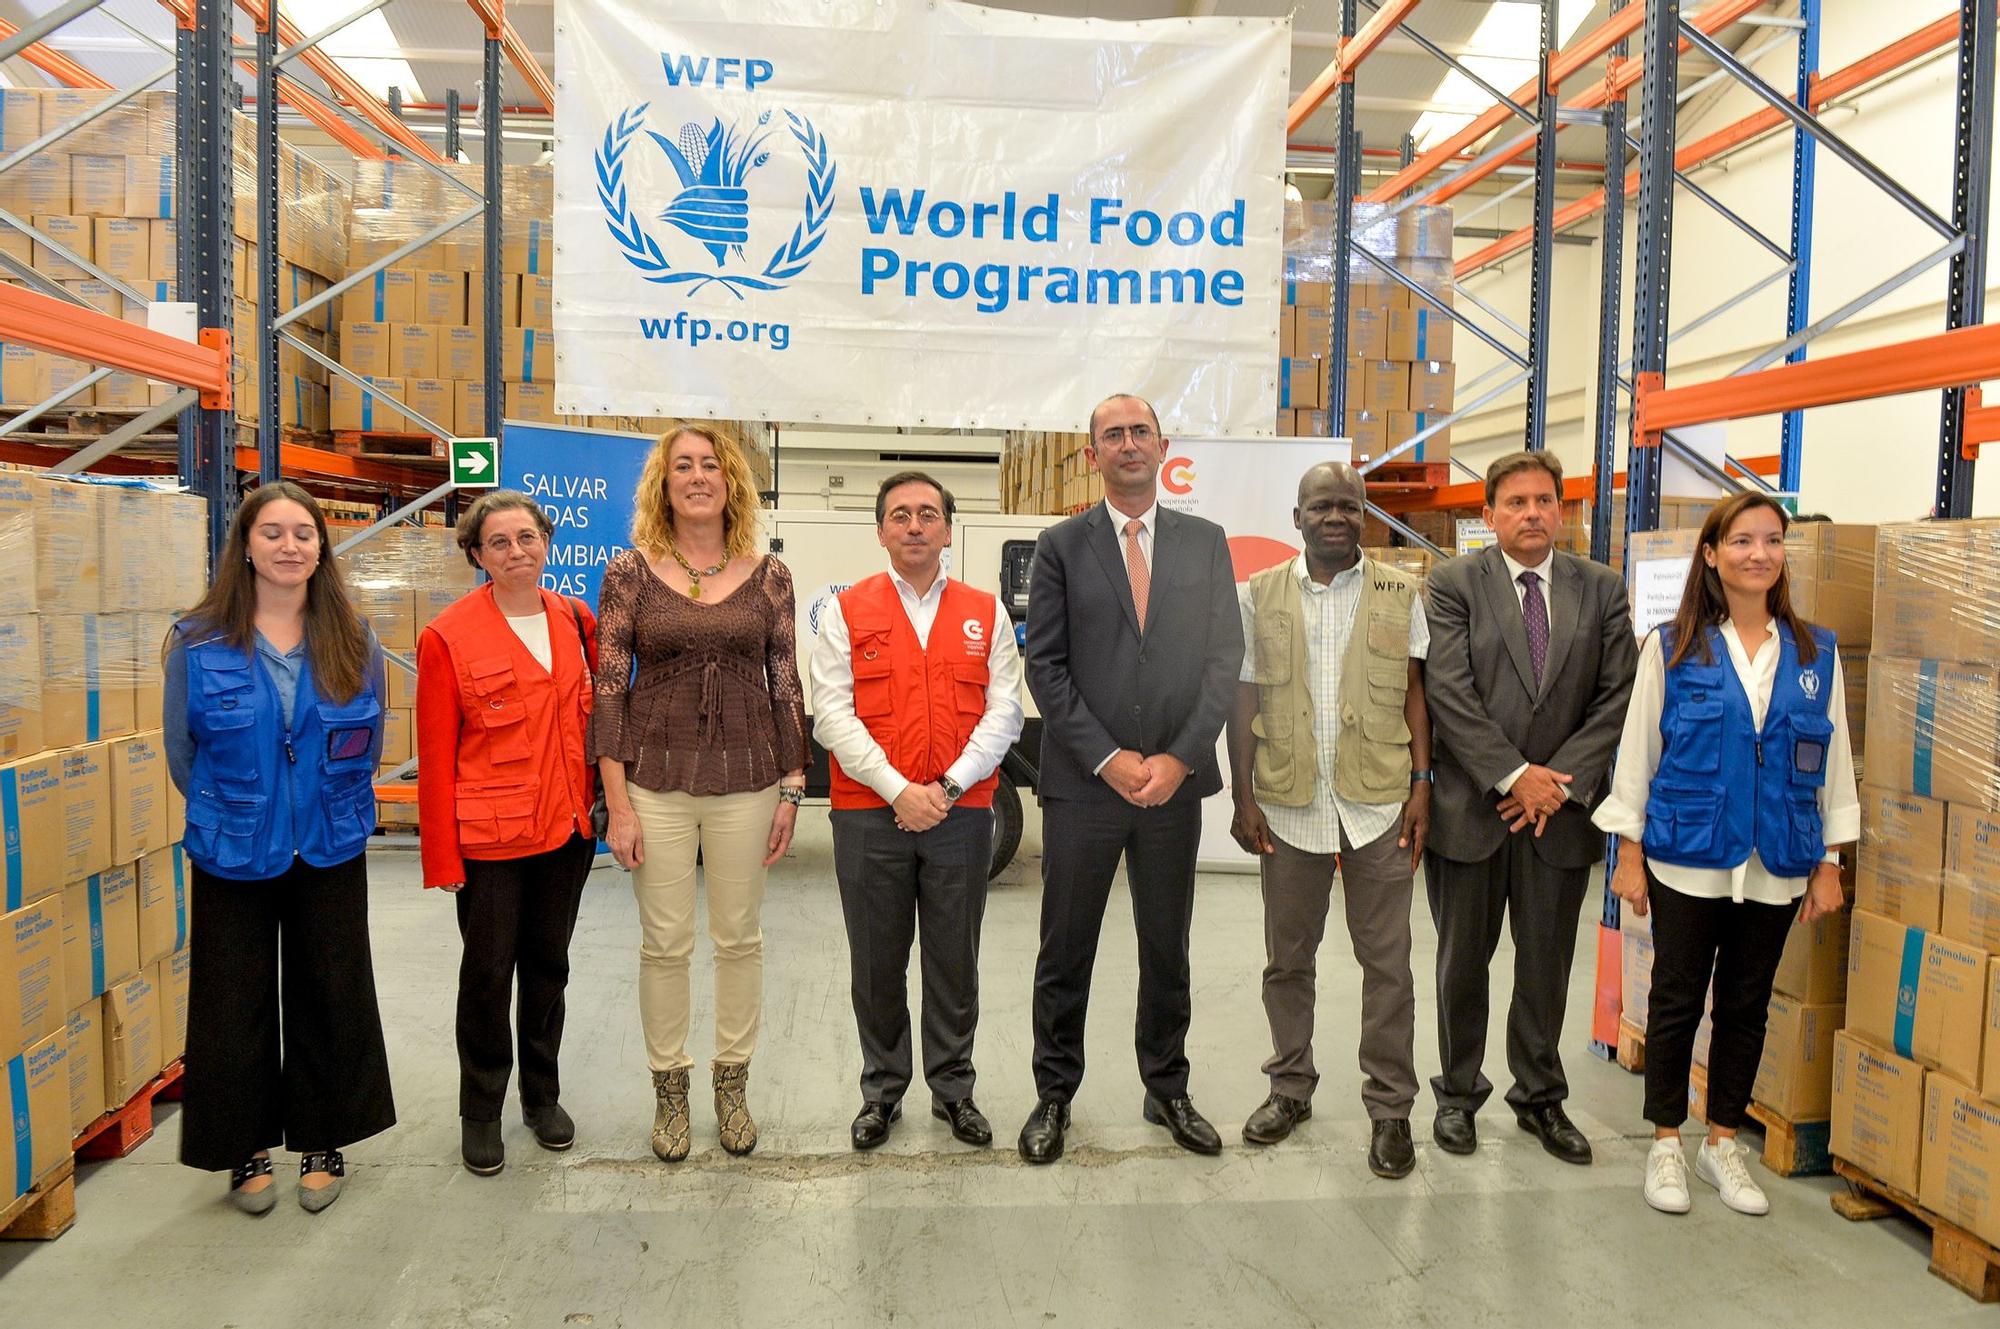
[[481, 531, 545, 555], [884, 507, 946, 529], [1095, 424, 1156, 447]]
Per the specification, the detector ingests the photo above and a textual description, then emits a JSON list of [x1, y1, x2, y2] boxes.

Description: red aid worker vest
[[829, 572, 999, 810]]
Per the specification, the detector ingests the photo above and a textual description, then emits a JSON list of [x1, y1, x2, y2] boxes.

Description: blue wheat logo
[[597, 101, 834, 299]]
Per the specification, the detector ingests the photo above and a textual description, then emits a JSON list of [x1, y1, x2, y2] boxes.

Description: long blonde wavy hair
[[630, 420, 762, 563]]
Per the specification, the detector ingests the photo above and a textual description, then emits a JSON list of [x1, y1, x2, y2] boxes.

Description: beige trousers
[[625, 782, 780, 1072]]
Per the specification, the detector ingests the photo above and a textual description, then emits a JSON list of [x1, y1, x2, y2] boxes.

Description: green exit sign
[[451, 437, 498, 488]]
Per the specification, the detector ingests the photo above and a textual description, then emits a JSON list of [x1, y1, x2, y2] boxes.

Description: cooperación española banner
[[553, 0, 1288, 433]]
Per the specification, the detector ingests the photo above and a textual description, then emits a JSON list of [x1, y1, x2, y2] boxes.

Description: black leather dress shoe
[[462, 1118, 504, 1175], [1515, 1104, 1592, 1165], [1242, 1092, 1312, 1145], [932, 1098, 992, 1147], [524, 1103, 575, 1152], [1433, 1107, 1477, 1155], [1143, 1095, 1223, 1155], [851, 1101, 901, 1151], [1017, 1099, 1069, 1164], [1369, 1119, 1415, 1179]]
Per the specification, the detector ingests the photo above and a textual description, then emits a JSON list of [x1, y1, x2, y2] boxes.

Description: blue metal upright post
[[1625, 0, 1680, 538], [1524, 0, 1559, 450], [1591, 41, 1629, 566], [482, 35, 504, 438], [1326, 0, 1358, 428], [1778, 0, 1820, 495], [445, 88, 463, 161], [1937, 0, 1995, 519], [255, 7, 279, 483], [180, 0, 236, 560]]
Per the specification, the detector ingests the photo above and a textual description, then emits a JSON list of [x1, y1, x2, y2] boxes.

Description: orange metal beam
[[233, 0, 443, 162], [0, 17, 111, 88], [1287, 0, 1424, 135], [241, 441, 438, 488], [1377, 454, 1781, 514], [0, 285, 229, 394], [1422, 0, 1770, 208], [1635, 324, 2000, 439], [501, 21, 554, 112]]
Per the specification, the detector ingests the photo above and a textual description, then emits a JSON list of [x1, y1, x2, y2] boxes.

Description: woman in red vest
[[416, 490, 598, 1177]]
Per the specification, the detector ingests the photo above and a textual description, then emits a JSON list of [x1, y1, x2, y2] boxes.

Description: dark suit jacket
[[1025, 503, 1245, 805], [1424, 545, 1637, 869]]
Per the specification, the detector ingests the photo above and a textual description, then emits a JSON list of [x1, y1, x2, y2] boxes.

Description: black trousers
[[1642, 873, 1797, 1131], [1032, 796, 1202, 1103], [456, 834, 596, 1121], [830, 804, 991, 1105], [1426, 835, 1591, 1114], [180, 854, 396, 1172]]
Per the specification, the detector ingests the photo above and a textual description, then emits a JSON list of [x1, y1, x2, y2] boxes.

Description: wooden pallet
[[74, 1058, 185, 1161], [1616, 1018, 1645, 1073], [1832, 1158, 2000, 1303], [1743, 1101, 1832, 1177], [332, 430, 445, 460], [0, 1158, 76, 1241]]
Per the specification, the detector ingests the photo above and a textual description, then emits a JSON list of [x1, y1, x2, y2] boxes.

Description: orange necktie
[[1124, 518, 1149, 632]]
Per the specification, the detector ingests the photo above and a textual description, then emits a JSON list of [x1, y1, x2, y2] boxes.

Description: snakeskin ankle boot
[[651, 1068, 690, 1163], [713, 1061, 757, 1156]]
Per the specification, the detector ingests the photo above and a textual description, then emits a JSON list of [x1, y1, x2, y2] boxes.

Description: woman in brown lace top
[[588, 420, 806, 1165]]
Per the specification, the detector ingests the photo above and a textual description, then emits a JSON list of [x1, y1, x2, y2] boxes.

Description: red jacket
[[829, 573, 998, 810], [416, 585, 598, 887]]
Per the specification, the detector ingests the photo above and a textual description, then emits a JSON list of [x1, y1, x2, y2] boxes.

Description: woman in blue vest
[[164, 481, 395, 1215], [1595, 492, 1856, 1219]]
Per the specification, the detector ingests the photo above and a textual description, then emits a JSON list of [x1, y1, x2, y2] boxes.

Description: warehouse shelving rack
[[0, 0, 551, 560]]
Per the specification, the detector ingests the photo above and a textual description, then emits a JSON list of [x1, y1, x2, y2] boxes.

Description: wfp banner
[[553, 1, 1289, 434]]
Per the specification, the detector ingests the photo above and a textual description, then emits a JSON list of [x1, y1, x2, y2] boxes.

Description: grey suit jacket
[[1024, 503, 1245, 805], [1423, 545, 1637, 869]]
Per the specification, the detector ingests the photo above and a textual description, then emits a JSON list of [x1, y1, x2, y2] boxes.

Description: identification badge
[[327, 726, 373, 763], [1793, 736, 1826, 776]]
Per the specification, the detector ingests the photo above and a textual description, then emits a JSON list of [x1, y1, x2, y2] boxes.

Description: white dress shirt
[[1093, 497, 1159, 775], [809, 568, 1026, 805], [1237, 556, 1429, 854], [1495, 547, 1560, 798], [1592, 622, 1860, 904]]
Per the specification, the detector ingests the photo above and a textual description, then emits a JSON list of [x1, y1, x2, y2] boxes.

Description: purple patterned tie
[[1520, 570, 1548, 688]]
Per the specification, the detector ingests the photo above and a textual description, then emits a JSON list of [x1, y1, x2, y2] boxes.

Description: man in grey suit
[[1018, 392, 1246, 1164], [1423, 451, 1636, 1165]]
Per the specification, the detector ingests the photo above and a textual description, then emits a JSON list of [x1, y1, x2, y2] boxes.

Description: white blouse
[[1592, 621, 1860, 904]]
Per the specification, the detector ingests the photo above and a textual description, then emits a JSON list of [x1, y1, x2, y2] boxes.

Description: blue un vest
[[180, 630, 382, 881], [1643, 621, 1838, 880]]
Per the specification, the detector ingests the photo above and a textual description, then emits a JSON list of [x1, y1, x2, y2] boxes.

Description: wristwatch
[[939, 776, 965, 803], [777, 786, 805, 806], [1410, 769, 1435, 784]]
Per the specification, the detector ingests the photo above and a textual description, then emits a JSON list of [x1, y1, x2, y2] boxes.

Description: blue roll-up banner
[[498, 422, 650, 610]]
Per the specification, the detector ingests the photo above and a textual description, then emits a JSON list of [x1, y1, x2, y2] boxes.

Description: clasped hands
[[1497, 763, 1572, 837], [892, 781, 953, 833], [1102, 749, 1189, 808]]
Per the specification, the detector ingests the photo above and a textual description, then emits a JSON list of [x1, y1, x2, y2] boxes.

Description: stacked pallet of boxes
[[334, 162, 555, 444], [0, 473, 208, 1199], [1274, 199, 1333, 439], [1339, 203, 1456, 466], [0, 92, 347, 438], [1836, 519, 2000, 1255], [999, 431, 1096, 515]]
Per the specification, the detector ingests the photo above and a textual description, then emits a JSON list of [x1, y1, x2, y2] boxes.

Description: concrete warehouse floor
[[0, 810, 1984, 1328]]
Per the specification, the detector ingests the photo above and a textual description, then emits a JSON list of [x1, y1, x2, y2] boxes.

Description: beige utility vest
[[1245, 557, 1416, 807]]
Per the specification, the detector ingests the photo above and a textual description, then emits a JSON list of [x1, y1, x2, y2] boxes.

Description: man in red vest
[[810, 471, 1026, 1151]]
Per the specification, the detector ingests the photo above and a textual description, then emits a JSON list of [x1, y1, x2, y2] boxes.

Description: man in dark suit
[[1018, 392, 1245, 1164], [1423, 451, 1636, 1166]]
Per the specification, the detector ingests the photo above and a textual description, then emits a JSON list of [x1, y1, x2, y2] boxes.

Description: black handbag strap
[[564, 596, 594, 684]]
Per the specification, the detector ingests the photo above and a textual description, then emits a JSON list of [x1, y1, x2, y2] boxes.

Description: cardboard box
[[414, 270, 466, 324], [136, 844, 188, 968], [92, 217, 149, 284], [0, 157, 68, 218], [159, 946, 188, 1065], [41, 616, 117, 750], [63, 999, 103, 1134], [59, 744, 112, 885], [0, 346, 95, 410], [1786, 523, 1875, 648], [1344, 410, 1386, 462], [62, 279, 119, 319], [351, 590, 417, 652], [1921, 1073, 2000, 1248], [1856, 785, 1948, 930], [1831, 1028, 1925, 1193], [58, 867, 139, 1005], [1342, 306, 1385, 360], [387, 323, 438, 380], [0, 754, 64, 912], [505, 382, 556, 424], [0, 1029, 68, 1199], [519, 275, 552, 329], [440, 325, 482, 381], [1358, 360, 1409, 415], [412, 588, 462, 636], [146, 219, 176, 282], [329, 376, 408, 433], [1944, 805, 2000, 952], [1775, 906, 1852, 1004], [1282, 277, 1331, 308], [337, 267, 418, 325], [379, 708, 412, 770], [1622, 915, 1655, 1028], [501, 327, 553, 384], [45, 90, 143, 156], [1407, 360, 1456, 413], [1385, 305, 1455, 362], [69, 154, 126, 217], [1846, 909, 1989, 1085], [102, 963, 160, 1104], [1866, 657, 2000, 809], [1385, 410, 1451, 465], [31, 214, 91, 281], [37, 481, 101, 613], [465, 273, 521, 330], [405, 378, 453, 436], [124, 153, 174, 220], [339, 321, 391, 377], [1278, 357, 1322, 411], [0, 615, 44, 766], [501, 224, 551, 276], [0, 90, 40, 154], [1752, 996, 1845, 1120], [108, 733, 170, 865], [455, 380, 489, 437], [1, 896, 64, 1060], [93, 612, 137, 737]]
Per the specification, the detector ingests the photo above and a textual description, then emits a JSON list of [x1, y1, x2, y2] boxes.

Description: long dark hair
[[1663, 491, 1819, 671], [170, 481, 373, 703]]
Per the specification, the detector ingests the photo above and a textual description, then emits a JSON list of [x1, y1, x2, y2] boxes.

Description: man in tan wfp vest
[[1227, 461, 1432, 1179]]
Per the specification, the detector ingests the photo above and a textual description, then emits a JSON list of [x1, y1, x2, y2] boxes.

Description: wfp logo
[[596, 63, 835, 299]]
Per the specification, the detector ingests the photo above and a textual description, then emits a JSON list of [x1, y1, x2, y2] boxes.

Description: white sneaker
[[1644, 1137, 1691, 1214], [1696, 1137, 1769, 1216]]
